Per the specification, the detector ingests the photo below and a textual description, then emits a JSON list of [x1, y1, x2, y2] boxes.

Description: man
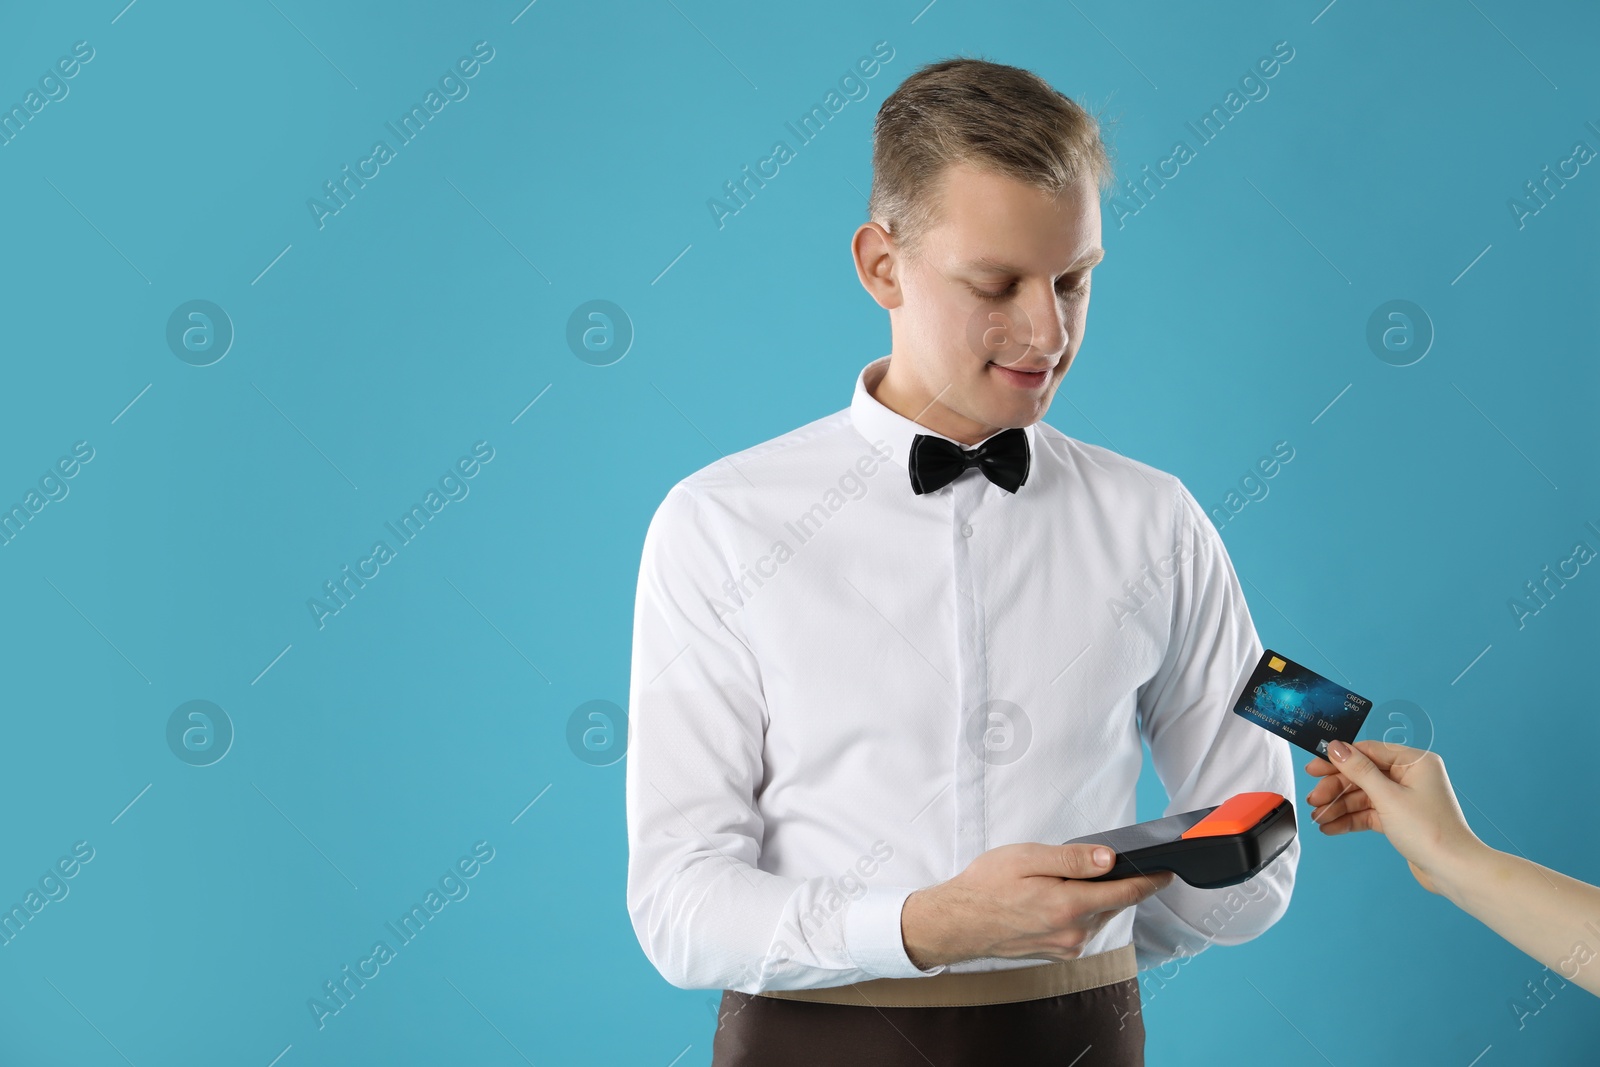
[[625, 57, 1298, 1065]]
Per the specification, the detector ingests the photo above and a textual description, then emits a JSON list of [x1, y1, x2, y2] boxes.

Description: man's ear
[[852, 221, 904, 310]]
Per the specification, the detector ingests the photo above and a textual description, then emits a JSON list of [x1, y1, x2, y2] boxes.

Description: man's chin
[[963, 398, 1048, 434]]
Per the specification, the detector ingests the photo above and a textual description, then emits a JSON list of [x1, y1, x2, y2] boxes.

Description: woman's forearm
[[1435, 840, 1600, 996]]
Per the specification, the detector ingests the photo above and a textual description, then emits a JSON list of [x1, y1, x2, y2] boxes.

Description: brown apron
[[710, 944, 1144, 1066]]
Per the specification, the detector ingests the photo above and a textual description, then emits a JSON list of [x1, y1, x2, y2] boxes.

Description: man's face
[[878, 162, 1102, 440]]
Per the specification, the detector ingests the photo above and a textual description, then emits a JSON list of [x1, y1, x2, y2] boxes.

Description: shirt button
[[960, 523, 974, 538]]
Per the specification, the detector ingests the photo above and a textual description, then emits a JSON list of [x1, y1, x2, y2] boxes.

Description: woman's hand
[[1308, 739, 1600, 997], [1304, 739, 1487, 895]]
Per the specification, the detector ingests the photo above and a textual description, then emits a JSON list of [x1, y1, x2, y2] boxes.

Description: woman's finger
[[1314, 807, 1383, 836], [1312, 789, 1371, 826], [1306, 773, 1351, 806]]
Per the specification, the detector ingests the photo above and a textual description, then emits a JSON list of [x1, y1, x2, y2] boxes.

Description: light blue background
[[1, 0, 1595, 1064]]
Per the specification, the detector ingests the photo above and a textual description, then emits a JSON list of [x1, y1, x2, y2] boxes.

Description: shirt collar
[[848, 355, 1040, 475]]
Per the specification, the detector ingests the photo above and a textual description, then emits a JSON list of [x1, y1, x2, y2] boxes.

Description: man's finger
[[1062, 869, 1174, 914], [1084, 871, 1176, 916], [1031, 842, 1118, 880], [1003, 843, 1112, 879]]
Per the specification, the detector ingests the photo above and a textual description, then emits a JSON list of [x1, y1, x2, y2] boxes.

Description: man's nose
[[1015, 289, 1068, 357]]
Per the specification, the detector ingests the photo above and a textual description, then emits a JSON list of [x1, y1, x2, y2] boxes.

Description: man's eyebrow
[[963, 247, 1106, 274]]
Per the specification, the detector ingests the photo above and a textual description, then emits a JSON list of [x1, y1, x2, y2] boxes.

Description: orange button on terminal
[[1180, 792, 1286, 839]]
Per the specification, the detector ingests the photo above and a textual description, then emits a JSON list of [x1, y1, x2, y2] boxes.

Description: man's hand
[[1304, 739, 1487, 896], [900, 843, 1176, 970]]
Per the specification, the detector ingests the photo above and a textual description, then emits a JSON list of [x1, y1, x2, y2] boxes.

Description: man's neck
[[872, 355, 998, 446]]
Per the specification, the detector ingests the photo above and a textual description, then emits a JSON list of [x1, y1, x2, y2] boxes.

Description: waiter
[[625, 56, 1299, 1066]]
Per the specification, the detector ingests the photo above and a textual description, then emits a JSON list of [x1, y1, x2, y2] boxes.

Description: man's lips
[[990, 362, 1055, 373], [988, 361, 1055, 387]]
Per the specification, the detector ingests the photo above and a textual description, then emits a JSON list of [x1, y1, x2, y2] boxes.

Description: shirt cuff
[[844, 885, 947, 979]]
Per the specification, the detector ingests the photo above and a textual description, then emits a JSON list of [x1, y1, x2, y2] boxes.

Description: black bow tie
[[908, 427, 1031, 495]]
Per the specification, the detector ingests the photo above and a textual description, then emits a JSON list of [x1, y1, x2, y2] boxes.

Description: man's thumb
[[1057, 843, 1116, 879], [1329, 740, 1399, 801]]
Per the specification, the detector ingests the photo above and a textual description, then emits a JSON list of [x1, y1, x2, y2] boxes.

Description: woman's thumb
[[1328, 740, 1399, 802]]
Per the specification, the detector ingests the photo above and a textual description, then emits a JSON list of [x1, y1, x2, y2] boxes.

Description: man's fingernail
[[1093, 847, 1112, 867], [1329, 741, 1350, 761]]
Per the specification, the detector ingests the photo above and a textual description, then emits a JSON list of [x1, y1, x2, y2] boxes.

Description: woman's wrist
[[1423, 833, 1498, 907]]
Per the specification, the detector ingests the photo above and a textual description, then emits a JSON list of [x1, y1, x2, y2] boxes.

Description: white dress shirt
[[625, 354, 1299, 992]]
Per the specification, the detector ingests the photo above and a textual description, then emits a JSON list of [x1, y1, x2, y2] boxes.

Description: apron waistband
[[753, 942, 1137, 1008]]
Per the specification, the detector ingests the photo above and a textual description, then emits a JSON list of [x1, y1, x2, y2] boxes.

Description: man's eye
[[968, 278, 1090, 302]]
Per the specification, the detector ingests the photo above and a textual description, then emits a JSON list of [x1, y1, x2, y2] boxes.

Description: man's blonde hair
[[868, 57, 1116, 257]]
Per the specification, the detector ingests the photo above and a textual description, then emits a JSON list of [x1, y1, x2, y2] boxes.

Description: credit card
[[1230, 650, 1373, 758]]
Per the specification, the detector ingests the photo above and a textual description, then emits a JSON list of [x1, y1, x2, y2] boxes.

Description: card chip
[[1232, 649, 1373, 759]]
